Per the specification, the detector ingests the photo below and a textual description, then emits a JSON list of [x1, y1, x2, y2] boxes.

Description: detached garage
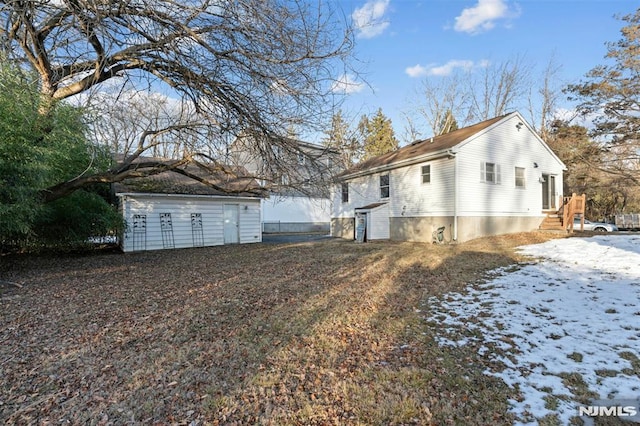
[[114, 161, 263, 252]]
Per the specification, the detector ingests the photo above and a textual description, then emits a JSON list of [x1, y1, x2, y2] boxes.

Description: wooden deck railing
[[561, 193, 586, 232]]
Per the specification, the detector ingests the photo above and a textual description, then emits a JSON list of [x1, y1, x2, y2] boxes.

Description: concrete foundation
[[263, 222, 329, 234], [388, 216, 544, 243], [331, 217, 355, 240]]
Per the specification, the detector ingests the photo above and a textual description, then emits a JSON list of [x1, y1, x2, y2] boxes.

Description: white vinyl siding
[[456, 113, 564, 216], [331, 113, 565, 223], [119, 195, 261, 252]]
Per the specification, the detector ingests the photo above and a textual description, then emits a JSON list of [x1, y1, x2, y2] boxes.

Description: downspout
[[447, 149, 458, 241]]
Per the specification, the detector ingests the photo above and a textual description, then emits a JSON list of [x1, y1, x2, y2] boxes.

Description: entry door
[[542, 174, 557, 210], [223, 204, 239, 244]]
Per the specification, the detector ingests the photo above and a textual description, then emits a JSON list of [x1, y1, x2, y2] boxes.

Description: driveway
[[261, 233, 333, 244]]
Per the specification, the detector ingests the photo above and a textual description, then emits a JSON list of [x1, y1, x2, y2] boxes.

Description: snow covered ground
[[426, 234, 640, 425]]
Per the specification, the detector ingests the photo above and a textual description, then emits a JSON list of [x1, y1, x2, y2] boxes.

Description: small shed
[[114, 160, 264, 252], [354, 202, 390, 241]]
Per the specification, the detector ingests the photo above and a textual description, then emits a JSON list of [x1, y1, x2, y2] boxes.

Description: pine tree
[[323, 110, 362, 167], [359, 108, 399, 161], [566, 8, 640, 185]]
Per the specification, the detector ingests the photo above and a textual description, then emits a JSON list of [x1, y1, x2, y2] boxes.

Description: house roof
[[340, 114, 509, 178], [355, 202, 387, 210], [113, 157, 264, 197]]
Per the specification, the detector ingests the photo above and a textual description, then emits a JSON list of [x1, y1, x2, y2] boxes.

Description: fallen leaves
[[0, 232, 564, 424]]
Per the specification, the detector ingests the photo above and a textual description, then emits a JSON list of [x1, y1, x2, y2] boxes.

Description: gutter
[[448, 149, 459, 241], [338, 149, 454, 181], [116, 192, 262, 202]]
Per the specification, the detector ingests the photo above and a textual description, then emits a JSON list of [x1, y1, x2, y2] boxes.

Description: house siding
[[331, 112, 566, 243], [119, 194, 261, 252], [456, 114, 564, 216]]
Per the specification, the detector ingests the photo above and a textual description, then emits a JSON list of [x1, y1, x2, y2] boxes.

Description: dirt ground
[[0, 231, 564, 425]]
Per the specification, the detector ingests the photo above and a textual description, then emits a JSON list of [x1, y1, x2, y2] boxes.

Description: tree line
[[323, 9, 640, 220], [1, 2, 639, 250]]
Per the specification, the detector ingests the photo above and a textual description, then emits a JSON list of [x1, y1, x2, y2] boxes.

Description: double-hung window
[[380, 174, 390, 199], [515, 167, 526, 188], [481, 162, 501, 184], [341, 183, 349, 203], [421, 165, 431, 184]]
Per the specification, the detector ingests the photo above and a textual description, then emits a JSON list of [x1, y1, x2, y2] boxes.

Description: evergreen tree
[[359, 108, 399, 161], [323, 110, 362, 167], [0, 61, 121, 250], [566, 8, 640, 185]]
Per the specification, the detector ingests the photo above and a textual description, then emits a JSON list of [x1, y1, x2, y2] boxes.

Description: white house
[[114, 162, 264, 252], [228, 135, 341, 233], [331, 112, 567, 243]]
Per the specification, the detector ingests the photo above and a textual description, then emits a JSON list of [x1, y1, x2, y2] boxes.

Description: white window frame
[[421, 164, 431, 184], [380, 174, 390, 199], [515, 167, 526, 188], [480, 162, 501, 184], [341, 183, 349, 203]]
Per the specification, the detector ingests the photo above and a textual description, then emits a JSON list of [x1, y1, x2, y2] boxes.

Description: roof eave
[[338, 149, 456, 181]]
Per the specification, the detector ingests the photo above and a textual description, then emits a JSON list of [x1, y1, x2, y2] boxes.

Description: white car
[[573, 218, 619, 232]]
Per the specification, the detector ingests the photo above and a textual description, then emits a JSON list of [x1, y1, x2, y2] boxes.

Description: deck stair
[[539, 212, 564, 230], [539, 193, 586, 232]]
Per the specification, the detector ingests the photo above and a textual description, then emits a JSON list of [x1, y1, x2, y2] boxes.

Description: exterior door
[[542, 174, 557, 210], [223, 204, 239, 244]]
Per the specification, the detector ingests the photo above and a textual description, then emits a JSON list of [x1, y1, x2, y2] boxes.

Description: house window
[[515, 167, 526, 188], [297, 153, 305, 165], [481, 162, 501, 184], [280, 174, 289, 185], [341, 183, 349, 203], [421, 165, 431, 184], [380, 174, 390, 199]]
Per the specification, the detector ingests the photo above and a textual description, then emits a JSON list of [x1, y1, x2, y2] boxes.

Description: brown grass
[[0, 231, 565, 425]]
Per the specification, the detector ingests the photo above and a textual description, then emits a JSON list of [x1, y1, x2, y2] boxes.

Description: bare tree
[[527, 55, 563, 141], [404, 72, 471, 140], [1, 0, 355, 202], [468, 55, 532, 121]]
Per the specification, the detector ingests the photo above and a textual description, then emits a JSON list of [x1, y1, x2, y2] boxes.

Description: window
[[341, 183, 349, 203], [297, 153, 305, 165], [380, 174, 390, 198], [421, 165, 431, 184], [480, 162, 501, 184], [515, 167, 526, 188]]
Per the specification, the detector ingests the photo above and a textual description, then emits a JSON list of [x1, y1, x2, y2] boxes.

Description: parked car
[[573, 218, 619, 232]]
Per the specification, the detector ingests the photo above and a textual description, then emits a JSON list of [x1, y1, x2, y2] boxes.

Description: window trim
[[515, 166, 526, 188], [379, 174, 390, 199], [480, 162, 501, 184], [421, 164, 431, 184]]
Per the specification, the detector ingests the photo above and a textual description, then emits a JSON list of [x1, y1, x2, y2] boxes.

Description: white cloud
[[405, 59, 489, 78], [454, 0, 517, 34], [331, 74, 365, 94], [352, 0, 391, 39]]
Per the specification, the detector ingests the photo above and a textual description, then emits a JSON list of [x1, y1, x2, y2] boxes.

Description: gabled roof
[[113, 157, 265, 197], [340, 114, 509, 178]]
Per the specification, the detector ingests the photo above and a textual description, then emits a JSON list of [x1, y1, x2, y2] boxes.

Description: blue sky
[[332, 0, 635, 144]]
